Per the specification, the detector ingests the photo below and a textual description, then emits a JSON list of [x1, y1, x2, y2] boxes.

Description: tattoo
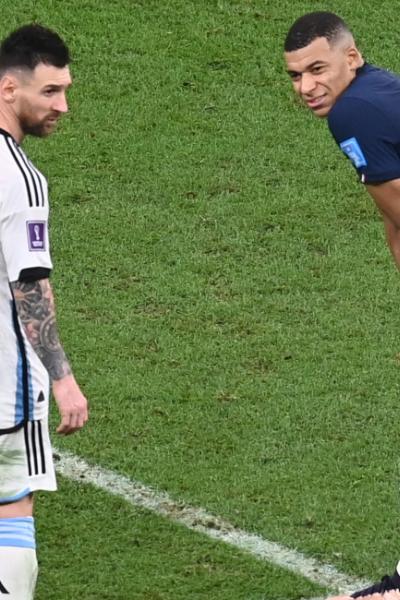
[[11, 279, 72, 381]]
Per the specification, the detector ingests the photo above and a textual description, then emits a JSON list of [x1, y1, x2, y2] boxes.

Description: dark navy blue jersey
[[328, 63, 400, 184]]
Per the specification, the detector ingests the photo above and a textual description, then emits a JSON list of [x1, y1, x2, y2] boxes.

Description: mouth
[[46, 113, 60, 124], [305, 95, 327, 110]]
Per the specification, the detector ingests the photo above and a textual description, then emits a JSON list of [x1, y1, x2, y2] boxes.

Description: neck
[[0, 105, 23, 143]]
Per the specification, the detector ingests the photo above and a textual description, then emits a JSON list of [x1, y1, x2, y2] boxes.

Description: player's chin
[[310, 105, 331, 118], [26, 123, 57, 138], [43, 121, 58, 135], [34, 117, 59, 137]]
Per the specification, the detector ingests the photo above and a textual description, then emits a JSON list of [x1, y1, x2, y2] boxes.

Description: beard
[[19, 109, 60, 138]]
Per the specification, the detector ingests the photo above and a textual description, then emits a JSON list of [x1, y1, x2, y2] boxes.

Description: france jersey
[[328, 63, 400, 184], [0, 128, 52, 432]]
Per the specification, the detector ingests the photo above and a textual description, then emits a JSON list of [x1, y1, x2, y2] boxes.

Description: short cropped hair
[[284, 12, 352, 52], [0, 24, 70, 75]]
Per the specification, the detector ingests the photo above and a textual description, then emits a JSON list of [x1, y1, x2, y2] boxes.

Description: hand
[[52, 374, 89, 435]]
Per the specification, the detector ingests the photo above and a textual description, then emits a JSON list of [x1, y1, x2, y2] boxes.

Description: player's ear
[[347, 46, 363, 70], [0, 74, 18, 103]]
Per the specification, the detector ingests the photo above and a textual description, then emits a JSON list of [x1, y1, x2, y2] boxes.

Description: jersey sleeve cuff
[[361, 170, 400, 184], [17, 267, 52, 283]]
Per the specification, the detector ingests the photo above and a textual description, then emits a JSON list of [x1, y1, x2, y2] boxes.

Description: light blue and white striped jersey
[[0, 129, 53, 431]]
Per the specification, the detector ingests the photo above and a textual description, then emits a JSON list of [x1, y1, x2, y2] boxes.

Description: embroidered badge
[[339, 137, 367, 168], [27, 221, 46, 251]]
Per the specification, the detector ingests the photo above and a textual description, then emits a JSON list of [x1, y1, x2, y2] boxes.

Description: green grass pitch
[[3, 0, 400, 598]]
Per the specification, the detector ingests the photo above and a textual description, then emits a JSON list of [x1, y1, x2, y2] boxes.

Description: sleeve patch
[[339, 137, 367, 168], [26, 221, 46, 251]]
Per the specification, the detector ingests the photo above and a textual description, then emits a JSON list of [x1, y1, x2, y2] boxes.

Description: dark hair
[[0, 24, 70, 74], [284, 12, 352, 52]]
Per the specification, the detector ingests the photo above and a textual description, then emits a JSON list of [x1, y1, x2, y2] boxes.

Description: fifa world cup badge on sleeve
[[339, 137, 367, 168], [27, 221, 46, 251]]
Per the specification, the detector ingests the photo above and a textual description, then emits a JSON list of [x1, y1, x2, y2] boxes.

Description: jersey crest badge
[[339, 137, 367, 168]]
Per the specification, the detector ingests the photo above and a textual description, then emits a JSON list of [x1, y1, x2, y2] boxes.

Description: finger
[[78, 408, 89, 426], [57, 412, 87, 435], [56, 413, 71, 434], [57, 412, 78, 434], [72, 409, 88, 429]]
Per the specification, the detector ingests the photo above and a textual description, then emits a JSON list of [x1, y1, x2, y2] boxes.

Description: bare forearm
[[383, 223, 400, 270], [366, 182, 400, 269], [384, 230, 400, 270], [10, 278, 72, 381]]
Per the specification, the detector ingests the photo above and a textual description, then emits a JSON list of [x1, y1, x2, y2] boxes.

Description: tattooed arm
[[10, 278, 88, 434], [11, 278, 72, 380]]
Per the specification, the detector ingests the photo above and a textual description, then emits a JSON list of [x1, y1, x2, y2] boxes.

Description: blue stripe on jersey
[[14, 337, 24, 424], [0, 517, 36, 549], [0, 488, 31, 505], [14, 339, 33, 422], [12, 300, 33, 424], [28, 363, 34, 421]]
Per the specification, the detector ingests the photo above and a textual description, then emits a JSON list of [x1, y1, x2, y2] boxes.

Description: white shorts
[[0, 420, 57, 503]]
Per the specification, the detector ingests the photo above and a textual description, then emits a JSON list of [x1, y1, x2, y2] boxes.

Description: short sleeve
[[0, 179, 52, 282], [328, 97, 400, 184]]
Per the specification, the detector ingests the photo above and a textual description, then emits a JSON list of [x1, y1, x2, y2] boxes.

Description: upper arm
[[328, 98, 400, 184], [366, 179, 400, 228], [0, 171, 52, 283], [0, 193, 52, 281]]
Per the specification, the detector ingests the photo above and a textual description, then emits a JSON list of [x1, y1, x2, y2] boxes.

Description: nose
[[299, 73, 317, 96], [53, 93, 69, 114]]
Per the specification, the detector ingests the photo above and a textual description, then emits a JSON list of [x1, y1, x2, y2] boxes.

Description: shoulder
[[0, 134, 48, 213], [346, 63, 400, 94], [328, 64, 400, 137], [0, 133, 22, 174], [327, 66, 400, 183], [328, 96, 391, 141]]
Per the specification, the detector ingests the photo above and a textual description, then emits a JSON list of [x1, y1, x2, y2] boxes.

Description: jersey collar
[[0, 127, 15, 141]]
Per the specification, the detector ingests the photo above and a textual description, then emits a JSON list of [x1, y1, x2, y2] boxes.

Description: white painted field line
[[55, 450, 371, 596]]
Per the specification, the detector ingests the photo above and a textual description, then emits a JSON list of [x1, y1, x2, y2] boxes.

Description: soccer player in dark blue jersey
[[284, 11, 400, 600]]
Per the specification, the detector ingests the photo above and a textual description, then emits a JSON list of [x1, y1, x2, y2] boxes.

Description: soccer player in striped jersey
[[0, 24, 88, 598]]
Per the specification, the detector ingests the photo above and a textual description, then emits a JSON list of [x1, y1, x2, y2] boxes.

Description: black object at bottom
[[352, 569, 400, 598], [0, 580, 9, 594]]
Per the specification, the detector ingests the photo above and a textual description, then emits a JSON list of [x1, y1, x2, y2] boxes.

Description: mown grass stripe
[[55, 449, 371, 596]]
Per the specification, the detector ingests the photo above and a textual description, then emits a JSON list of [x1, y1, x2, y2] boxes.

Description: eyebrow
[[286, 60, 327, 76], [41, 82, 72, 91]]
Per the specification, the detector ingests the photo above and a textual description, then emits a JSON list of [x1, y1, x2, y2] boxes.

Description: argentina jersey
[[0, 129, 52, 431], [328, 64, 400, 184]]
